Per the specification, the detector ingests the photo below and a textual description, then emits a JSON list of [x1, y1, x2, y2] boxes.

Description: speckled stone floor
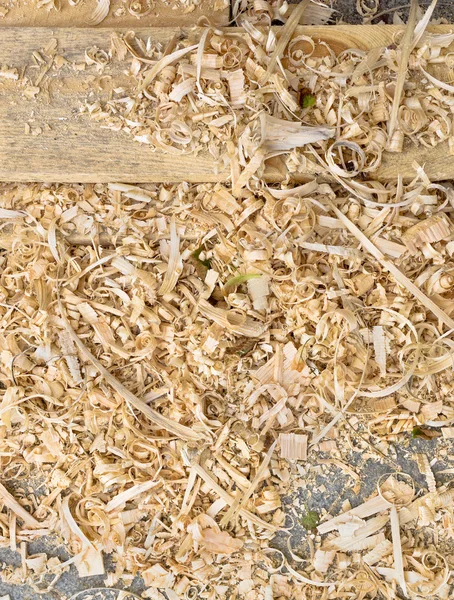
[[335, 0, 454, 24], [1, 2, 454, 599]]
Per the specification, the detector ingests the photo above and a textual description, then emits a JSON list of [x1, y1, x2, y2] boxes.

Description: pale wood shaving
[[279, 433, 308, 461], [1, 1, 454, 597], [415, 453, 437, 493]]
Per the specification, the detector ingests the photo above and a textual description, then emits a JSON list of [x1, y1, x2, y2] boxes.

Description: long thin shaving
[[188, 459, 276, 531], [412, 0, 439, 49], [328, 201, 454, 330], [388, 0, 418, 138], [261, 0, 310, 84], [390, 505, 407, 596], [220, 440, 277, 527], [57, 296, 204, 442], [0, 483, 40, 528]]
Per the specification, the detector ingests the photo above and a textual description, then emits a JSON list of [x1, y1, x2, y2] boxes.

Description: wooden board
[[0, 0, 230, 27], [0, 25, 453, 184]]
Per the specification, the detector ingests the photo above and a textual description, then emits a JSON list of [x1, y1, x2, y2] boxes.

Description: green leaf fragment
[[223, 273, 261, 294], [192, 247, 211, 269], [225, 273, 261, 286], [302, 94, 316, 108], [301, 508, 320, 530], [411, 426, 424, 438]]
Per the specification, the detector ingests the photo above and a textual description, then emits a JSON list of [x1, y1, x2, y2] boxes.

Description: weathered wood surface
[[0, 25, 453, 183], [0, 0, 230, 27]]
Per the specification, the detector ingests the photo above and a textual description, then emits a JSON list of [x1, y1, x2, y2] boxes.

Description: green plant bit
[[192, 246, 211, 269], [301, 505, 320, 530], [411, 426, 440, 440], [301, 94, 316, 108], [223, 273, 261, 295]]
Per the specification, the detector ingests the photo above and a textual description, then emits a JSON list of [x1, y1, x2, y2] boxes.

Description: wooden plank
[[0, 0, 230, 27], [0, 25, 453, 184], [0, 27, 222, 183]]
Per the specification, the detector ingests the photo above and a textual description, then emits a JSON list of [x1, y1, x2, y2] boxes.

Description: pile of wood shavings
[[232, 0, 334, 27], [0, 171, 454, 599], [34, 0, 220, 24], [83, 0, 454, 193], [2, 2, 454, 599]]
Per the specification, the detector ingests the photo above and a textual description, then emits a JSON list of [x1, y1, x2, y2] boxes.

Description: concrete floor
[[334, 0, 454, 24], [1, 435, 452, 600], [1, 2, 454, 599]]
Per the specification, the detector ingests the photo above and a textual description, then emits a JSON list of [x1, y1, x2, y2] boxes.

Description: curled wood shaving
[[86, 0, 110, 25], [401, 213, 453, 254], [363, 539, 393, 566], [2, 3, 454, 594], [58, 297, 204, 442], [313, 549, 335, 574]]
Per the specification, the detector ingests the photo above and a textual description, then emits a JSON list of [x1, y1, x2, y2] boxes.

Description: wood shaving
[[415, 453, 437, 493], [0, 174, 452, 597], [233, 0, 334, 27], [1, 2, 454, 599], [279, 433, 307, 461], [75, 0, 454, 191]]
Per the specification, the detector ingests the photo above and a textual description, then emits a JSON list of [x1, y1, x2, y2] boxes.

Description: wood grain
[[0, 27, 223, 183], [0, 0, 230, 27], [0, 25, 453, 184]]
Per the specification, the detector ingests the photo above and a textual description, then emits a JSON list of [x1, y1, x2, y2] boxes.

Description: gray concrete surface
[[0, 537, 145, 600], [1, 434, 452, 600], [1, 2, 454, 599], [333, 0, 454, 24]]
